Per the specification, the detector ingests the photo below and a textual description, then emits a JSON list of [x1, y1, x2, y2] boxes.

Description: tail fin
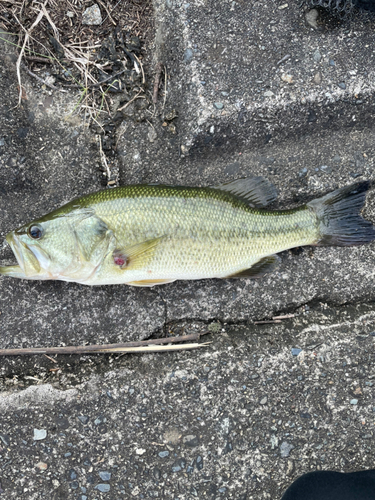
[[307, 181, 375, 246]]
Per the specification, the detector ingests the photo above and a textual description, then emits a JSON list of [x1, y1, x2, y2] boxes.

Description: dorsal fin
[[212, 177, 277, 208]]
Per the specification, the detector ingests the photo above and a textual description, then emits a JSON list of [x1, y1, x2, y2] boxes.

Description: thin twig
[[43, 353, 57, 363], [98, 135, 111, 181], [24, 55, 50, 63], [133, 53, 145, 84], [254, 313, 295, 324], [14, 6, 45, 105], [101, 0, 121, 24], [277, 54, 291, 66], [272, 314, 295, 320], [97, 0, 116, 26], [21, 62, 66, 91], [253, 320, 282, 325], [0, 333, 210, 357], [163, 65, 168, 109], [60, 69, 125, 89], [117, 90, 145, 111]]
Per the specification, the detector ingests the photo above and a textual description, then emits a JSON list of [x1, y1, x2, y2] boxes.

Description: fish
[[0, 178, 374, 287]]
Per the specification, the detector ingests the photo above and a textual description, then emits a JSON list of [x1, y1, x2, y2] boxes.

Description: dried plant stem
[[117, 90, 145, 112], [15, 6, 45, 105], [133, 53, 145, 84], [0, 334, 210, 357], [97, 0, 116, 25], [98, 135, 111, 180], [21, 62, 66, 91], [163, 65, 168, 109], [60, 69, 126, 89]]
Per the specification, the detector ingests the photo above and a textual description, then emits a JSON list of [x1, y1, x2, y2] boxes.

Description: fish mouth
[[0, 232, 42, 278], [6, 232, 26, 271]]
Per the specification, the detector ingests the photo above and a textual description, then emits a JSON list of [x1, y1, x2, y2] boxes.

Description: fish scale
[[87, 186, 318, 281]]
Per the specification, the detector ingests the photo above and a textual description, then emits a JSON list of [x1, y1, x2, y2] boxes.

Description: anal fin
[[225, 255, 280, 279], [126, 279, 176, 287]]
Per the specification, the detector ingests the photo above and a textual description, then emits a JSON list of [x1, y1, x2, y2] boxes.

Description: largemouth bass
[[0, 178, 374, 286]]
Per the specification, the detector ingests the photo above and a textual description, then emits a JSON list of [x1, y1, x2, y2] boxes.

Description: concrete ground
[[1, 2, 375, 499]]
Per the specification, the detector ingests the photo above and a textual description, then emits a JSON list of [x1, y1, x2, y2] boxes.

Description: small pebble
[[320, 165, 332, 174], [33, 429, 47, 441], [278, 3, 288, 9], [0, 435, 10, 446], [184, 48, 193, 62], [313, 50, 321, 62], [94, 416, 106, 425], [291, 348, 302, 356], [281, 74, 294, 84], [350, 399, 358, 405], [35, 462, 48, 470], [99, 471, 111, 481], [0, 138, 4, 146], [95, 484, 110, 492], [338, 82, 346, 89], [147, 127, 157, 143], [305, 9, 319, 29], [329, 59, 336, 66], [78, 416, 89, 425], [280, 441, 294, 458], [260, 396, 268, 405], [213, 102, 224, 110], [158, 451, 169, 458], [171, 458, 186, 472], [313, 72, 322, 85], [264, 90, 274, 97], [82, 4, 102, 25]]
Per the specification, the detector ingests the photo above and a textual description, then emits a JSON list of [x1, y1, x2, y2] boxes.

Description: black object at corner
[[281, 470, 375, 500]]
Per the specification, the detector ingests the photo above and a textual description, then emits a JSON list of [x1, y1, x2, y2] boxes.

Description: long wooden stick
[[0, 333, 210, 356]]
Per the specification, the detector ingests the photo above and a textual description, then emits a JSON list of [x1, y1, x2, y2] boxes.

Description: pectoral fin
[[225, 255, 280, 279], [126, 279, 176, 287], [113, 237, 164, 271]]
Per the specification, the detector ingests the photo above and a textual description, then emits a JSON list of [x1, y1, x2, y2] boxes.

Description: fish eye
[[28, 224, 44, 240]]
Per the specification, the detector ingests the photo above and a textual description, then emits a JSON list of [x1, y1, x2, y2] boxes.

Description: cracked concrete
[[1, 3, 375, 499], [1, 303, 375, 499]]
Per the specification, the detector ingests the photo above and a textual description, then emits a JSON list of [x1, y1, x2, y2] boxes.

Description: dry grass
[[0, 0, 154, 118], [0, 0, 154, 186]]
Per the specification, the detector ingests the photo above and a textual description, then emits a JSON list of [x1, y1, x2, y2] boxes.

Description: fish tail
[[307, 181, 375, 246]]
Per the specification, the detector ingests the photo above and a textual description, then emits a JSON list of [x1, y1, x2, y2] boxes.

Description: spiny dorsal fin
[[225, 255, 280, 279], [113, 237, 164, 270], [212, 177, 277, 208]]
